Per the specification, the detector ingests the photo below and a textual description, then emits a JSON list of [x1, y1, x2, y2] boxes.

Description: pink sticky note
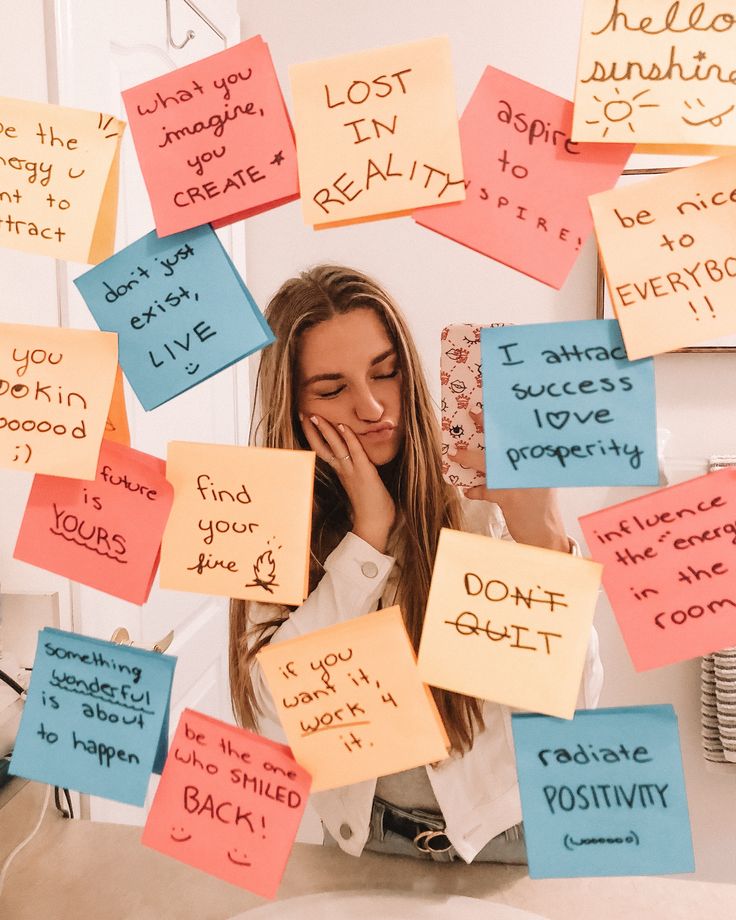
[[142, 709, 310, 899], [580, 468, 736, 671], [122, 37, 298, 236], [14, 440, 173, 605], [414, 66, 633, 288]]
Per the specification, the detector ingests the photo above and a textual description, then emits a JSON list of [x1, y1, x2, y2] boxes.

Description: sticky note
[[0, 97, 123, 262], [418, 529, 602, 719], [580, 468, 736, 671], [590, 158, 736, 358], [512, 705, 695, 877], [142, 709, 310, 898], [14, 440, 173, 605], [290, 37, 465, 228], [0, 322, 117, 478], [104, 366, 130, 446], [160, 442, 315, 606], [122, 37, 298, 236], [10, 627, 175, 806], [74, 226, 273, 410], [573, 0, 736, 149], [414, 66, 632, 288], [258, 607, 449, 791], [480, 320, 657, 488]]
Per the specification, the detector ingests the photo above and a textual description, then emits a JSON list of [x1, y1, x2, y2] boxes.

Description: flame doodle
[[245, 549, 280, 593]]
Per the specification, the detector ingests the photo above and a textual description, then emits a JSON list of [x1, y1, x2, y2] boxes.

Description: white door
[[47, 0, 247, 823]]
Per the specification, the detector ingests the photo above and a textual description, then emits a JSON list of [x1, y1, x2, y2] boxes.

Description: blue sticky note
[[10, 628, 176, 806], [481, 320, 658, 487], [511, 705, 695, 878], [74, 226, 273, 410]]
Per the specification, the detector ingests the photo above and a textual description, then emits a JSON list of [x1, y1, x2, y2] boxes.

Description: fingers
[[305, 414, 351, 468], [463, 485, 489, 501], [449, 446, 485, 472], [469, 407, 484, 433], [336, 423, 370, 468], [299, 414, 333, 463]]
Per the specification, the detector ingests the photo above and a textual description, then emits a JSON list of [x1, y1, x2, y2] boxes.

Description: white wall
[[238, 0, 736, 883]]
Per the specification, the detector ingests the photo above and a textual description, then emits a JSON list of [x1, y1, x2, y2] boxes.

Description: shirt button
[[339, 823, 353, 840], [361, 561, 379, 578]]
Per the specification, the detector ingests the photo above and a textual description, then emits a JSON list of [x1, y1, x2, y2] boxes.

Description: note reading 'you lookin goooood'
[[257, 607, 450, 791], [10, 627, 175, 806], [0, 96, 124, 262], [418, 529, 602, 719], [159, 441, 315, 606]]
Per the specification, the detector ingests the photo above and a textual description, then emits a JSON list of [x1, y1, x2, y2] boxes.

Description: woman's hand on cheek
[[300, 414, 395, 554]]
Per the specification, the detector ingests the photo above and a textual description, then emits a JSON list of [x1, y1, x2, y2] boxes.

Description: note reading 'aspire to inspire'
[[590, 157, 736, 358], [122, 36, 298, 236], [573, 0, 736, 149], [415, 66, 632, 288], [14, 440, 173, 605], [10, 627, 175, 806], [580, 467, 736, 670], [512, 705, 694, 878], [290, 37, 465, 228], [159, 442, 315, 606], [0, 96, 124, 262], [418, 529, 602, 719], [75, 225, 273, 410], [480, 320, 657, 488], [142, 709, 310, 899], [0, 322, 117, 478], [258, 607, 450, 791]]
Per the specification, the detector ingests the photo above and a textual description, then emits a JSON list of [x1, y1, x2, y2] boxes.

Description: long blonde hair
[[229, 265, 484, 753]]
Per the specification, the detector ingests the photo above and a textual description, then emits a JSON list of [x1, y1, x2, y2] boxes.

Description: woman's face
[[297, 309, 404, 466]]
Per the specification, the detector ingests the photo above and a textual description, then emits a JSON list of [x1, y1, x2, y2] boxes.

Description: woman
[[229, 264, 602, 864]]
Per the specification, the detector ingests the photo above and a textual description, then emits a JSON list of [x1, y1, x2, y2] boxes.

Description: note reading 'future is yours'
[[480, 320, 658, 488], [590, 158, 736, 358], [160, 442, 315, 606], [512, 705, 694, 878], [74, 225, 273, 410], [418, 529, 602, 719], [0, 322, 117, 478], [258, 607, 450, 791], [415, 66, 632, 288], [580, 467, 736, 671], [573, 0, 736, 148], [0, 96, 123, 262], [14, 440, 173, 605], [122, 37, 298, 236], [10, 627, 175, 806], [142, 709, 310, 899], [290, 37, 465, 228]]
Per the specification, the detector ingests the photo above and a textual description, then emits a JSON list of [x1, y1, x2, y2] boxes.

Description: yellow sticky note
[[572, 1, 736, 148], [0, 323, 117, 478], [418, 529, 602, 720], [289, 37, 465, 228], [160, 442, 315, 606], [0, 97, 124, 263], [589, 157, 736, 358], [257, 607, 449, 791]]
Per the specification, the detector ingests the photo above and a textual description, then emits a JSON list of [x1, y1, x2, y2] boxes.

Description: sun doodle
[[585, 88, 659, 138]]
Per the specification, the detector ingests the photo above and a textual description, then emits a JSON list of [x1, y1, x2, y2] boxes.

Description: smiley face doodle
[[170, 825, 192, 842], [185, 362, 200, 376], [227, 848, 252, 866]]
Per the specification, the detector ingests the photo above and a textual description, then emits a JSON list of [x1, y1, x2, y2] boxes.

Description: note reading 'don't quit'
[[418, 528, 602, 719]]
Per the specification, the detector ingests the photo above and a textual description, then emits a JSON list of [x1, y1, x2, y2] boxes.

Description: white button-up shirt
[[248, 499, 603, 864]]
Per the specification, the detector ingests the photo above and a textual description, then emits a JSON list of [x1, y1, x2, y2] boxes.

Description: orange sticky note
[[159, 442, 314, 605], [415, 67, 632, 288], [572, 0, 736, 149], [122, 37, 298, 236], [580, 468, 736, 671], [0, 97, 124, 262], [0, 323, 117, 478], [418, 529, 602, 719], [257, 607, 449, 791], [104, 366, 130, 447], [589, 157, 736, 358], [142, 709, 310, 899], [290, 37, 465, 228], [14, 440, 173, 605]]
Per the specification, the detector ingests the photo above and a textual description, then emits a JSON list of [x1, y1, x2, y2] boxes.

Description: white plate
[[229, 890, 551, 920]]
